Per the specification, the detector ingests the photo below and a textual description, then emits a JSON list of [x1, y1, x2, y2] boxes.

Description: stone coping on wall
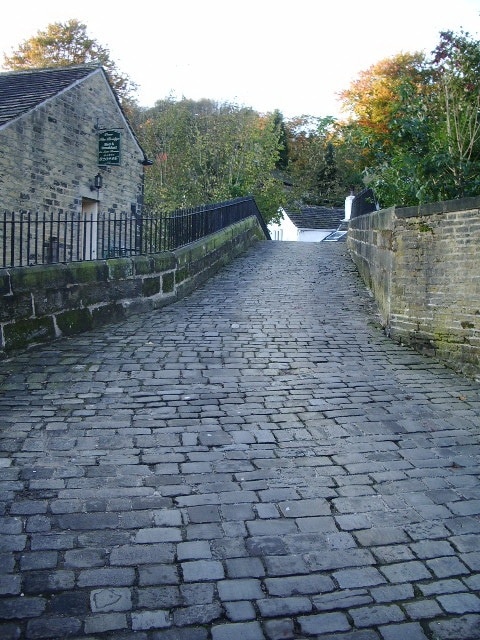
[[396, 195, 480, 219]]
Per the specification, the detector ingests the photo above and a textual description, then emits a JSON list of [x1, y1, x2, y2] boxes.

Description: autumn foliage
[[3, 19, 480, 211]]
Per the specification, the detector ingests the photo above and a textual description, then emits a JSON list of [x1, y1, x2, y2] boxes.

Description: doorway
[[81, 198, 98, 260]]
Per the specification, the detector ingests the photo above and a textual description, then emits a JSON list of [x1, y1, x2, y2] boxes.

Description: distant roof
[[322, 219, 349, 242], [0, 64, 103, 127], [285, 206, 345, 230]]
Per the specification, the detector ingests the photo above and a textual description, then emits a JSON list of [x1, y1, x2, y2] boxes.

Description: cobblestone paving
[[1, 241, 480, 640]]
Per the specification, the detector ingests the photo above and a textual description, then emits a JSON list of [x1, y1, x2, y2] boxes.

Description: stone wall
[[347, 196, 480, 378], [0, 217, 266, 356]]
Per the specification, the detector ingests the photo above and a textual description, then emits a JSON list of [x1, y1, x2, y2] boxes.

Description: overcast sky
[[1, 0, 480, 118]]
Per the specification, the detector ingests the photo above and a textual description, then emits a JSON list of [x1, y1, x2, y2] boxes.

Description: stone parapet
[[0, 216, 265, 355], [347, 196, 480, 378]]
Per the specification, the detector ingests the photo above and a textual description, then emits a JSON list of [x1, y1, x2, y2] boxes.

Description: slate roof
[[286, 206, 345, 230], [0, 64, 103, 127]]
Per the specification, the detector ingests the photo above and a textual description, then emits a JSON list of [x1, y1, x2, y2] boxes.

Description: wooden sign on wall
[[98, 130, 121, 166]]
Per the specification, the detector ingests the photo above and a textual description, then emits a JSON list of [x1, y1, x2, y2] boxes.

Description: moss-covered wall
[[348, 196, 480, 378], [0, 216, 266, 356]]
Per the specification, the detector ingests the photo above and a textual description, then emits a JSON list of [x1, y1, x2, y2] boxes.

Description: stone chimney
[[344, 190, 355, 221]]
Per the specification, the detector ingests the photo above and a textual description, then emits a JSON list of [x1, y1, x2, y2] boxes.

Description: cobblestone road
[[1, 241, 480, 640]]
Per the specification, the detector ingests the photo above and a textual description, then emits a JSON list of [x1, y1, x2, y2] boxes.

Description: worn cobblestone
[[379, 622, 429, 640], [1, 242, 480, 639]]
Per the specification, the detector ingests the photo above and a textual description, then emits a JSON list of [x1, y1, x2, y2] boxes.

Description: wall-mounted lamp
[[91, 172, 103, 191]]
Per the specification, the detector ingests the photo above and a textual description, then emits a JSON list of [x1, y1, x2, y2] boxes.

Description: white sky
[[1, 0, 480, 118]]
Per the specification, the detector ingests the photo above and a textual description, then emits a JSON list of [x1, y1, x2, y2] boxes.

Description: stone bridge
[[0, 241, 479, 640]]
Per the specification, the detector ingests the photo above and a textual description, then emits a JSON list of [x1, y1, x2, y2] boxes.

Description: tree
[[337, 31, 480, 207], [339, 58, 435, 206], [271, 110, 289, 170], [284, 115, 357, 206], [3, 19, 137, 107], [135, 98, 286, 223], [338, 52, 429, 162], [429, 30, 480, 198]]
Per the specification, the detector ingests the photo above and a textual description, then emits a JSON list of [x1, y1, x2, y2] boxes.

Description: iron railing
[[1, 196, 267, 268], [350, 188, 379, 218]]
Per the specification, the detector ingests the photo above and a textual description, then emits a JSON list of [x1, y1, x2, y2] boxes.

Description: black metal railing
[[1, 196, 268, 268], [350, 188, 378, 218]]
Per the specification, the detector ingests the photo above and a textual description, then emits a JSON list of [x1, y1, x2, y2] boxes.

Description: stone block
[[131, 609, 171, 630], [3, 316, 55, 351], [56, 307, 93, 336], [142, 276, 160, 297]]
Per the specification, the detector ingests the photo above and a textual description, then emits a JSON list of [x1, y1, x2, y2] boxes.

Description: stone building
[[0, 64, 150, 264]]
